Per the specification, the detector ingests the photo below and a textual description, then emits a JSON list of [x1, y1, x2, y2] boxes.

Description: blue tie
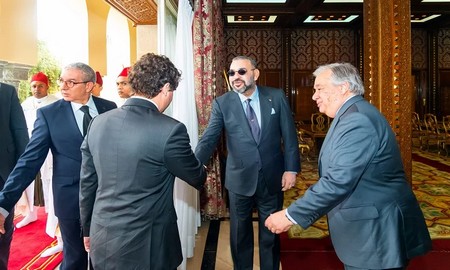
[[246, 99, 260, 143]]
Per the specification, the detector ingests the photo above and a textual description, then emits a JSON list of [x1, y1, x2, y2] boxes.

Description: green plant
[[18, 41, 61, 102]]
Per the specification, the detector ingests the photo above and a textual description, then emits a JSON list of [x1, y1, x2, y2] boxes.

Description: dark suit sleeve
[[0, 109, 51, 212], [165, 123, 206, 190], [9, 88, 29, 161], [277, 91, 300, 173], [195, 99, 224, 164], [79, 135, 97, 237], [287, 113, 378, 228]]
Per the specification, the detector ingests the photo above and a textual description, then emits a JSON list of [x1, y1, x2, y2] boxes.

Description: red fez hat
[[118, 67, 130, 77], [95, 71, 103, 86], [30, 72, 49, 86]]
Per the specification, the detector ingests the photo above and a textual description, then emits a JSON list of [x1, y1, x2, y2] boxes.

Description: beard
[[232, 78, 255, 94]]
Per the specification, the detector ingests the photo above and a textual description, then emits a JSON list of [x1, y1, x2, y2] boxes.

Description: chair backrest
[[443, 115, 450, 136], [412, 112, 423, 132], [311, 113, 329, 133], [424, 113, 439, 135]]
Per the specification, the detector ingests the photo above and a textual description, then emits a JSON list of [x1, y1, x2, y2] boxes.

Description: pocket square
[[271, 108, 276, 114]]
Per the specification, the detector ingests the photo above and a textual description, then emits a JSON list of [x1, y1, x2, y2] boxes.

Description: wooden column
[[363, 0, 413, 183]]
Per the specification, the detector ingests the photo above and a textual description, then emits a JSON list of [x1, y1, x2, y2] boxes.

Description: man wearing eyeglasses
[[0, 63, 117, 270], [195, 55, 300, 270]]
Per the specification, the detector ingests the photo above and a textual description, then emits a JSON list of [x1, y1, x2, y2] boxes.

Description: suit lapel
[[258, 87, 272, 136], [58, 100, 83, 137], [93, 96, 108, 114], [229, 92, 255, 142]]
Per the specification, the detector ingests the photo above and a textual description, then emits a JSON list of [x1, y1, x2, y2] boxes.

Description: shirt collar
[[71, 95, 95, 111], [130, 95, 159, 110], [236, 86, 259, 104]]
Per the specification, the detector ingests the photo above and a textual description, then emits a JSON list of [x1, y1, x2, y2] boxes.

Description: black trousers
[[58, 217, 88, 270], [228, 171, 283, 270]]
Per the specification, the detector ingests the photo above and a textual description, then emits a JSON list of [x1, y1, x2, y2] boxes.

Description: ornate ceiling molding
[[105, 0, 158, 25]]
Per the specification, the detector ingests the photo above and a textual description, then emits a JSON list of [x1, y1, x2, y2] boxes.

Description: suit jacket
[[0, 83, 29, 187], [0, 96, 116, 219], [195, 86, 300, 196], [288, 95, 431, 268], [79, 98, 206, 270]]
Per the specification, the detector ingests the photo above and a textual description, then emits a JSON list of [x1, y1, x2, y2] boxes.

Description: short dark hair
[[129, 53, 181, 98], [231, 56, 258, 69]]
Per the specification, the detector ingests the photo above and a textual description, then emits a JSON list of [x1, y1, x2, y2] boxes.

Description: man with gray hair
[[265, 62, 431, 270], [0, 63, 116, 270]]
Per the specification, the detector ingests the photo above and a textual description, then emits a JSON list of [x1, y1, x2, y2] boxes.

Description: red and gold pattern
[[9, 207, 62, 270]]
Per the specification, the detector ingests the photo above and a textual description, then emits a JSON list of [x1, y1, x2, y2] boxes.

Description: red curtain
[[193, 0, 227, 219]]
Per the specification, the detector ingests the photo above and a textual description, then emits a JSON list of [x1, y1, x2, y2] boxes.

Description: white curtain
[[172, 1, 200, 270]]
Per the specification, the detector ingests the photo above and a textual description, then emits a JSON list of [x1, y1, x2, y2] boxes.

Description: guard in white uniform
[[16, 72, 63, 257]]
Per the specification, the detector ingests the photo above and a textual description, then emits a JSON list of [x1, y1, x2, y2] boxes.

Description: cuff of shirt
[[0, 207, 9, 218], [285, 209, 297, 225]]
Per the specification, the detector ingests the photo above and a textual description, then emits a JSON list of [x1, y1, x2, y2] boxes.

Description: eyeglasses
[[227, 68, 255, 77], [57, 78, 90, 88]]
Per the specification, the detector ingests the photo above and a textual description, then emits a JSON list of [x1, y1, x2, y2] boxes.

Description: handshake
[[264, 209, 295, 234]]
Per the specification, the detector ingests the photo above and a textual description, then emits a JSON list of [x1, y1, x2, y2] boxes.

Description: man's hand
[[281, 171, 297, 191], [84, 237, 90, 252], [265, 209, 294, 234], [0, 213, 6, 234]]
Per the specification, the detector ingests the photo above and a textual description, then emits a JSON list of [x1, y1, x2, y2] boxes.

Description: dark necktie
[[245, 99, 261, 143], [80, 105, 92, 136]]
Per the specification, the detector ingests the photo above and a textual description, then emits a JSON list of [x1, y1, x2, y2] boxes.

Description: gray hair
[[231, 56, 258, 69], [63, 62, 96, 83], [313, 63, 364, 95]]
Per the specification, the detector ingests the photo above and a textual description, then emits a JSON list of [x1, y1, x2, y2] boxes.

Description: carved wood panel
[[412, 29, 428, 69], [291, 29, 356, 70], [438, 29, 450, 69], [291, 70, 316, 122], [439, 69, 450, 116], [224, 29, 282, 70]]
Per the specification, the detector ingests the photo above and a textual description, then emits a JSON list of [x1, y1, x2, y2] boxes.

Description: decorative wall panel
[[438, 28, 450, 69], [224, 29, 282, 69], [291, 29, 356, 70], [412, 29, 428, 69]]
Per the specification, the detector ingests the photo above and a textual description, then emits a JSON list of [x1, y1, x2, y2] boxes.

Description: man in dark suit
[[195, 56, 300, 270], [0, 82, 29, 269], [79, 53, 206, 270], [0, 63, 117, 270], [265, 63, 431, 270]]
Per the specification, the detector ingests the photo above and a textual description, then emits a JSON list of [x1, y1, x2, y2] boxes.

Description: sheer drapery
[[171, 1, 201, 269], [193, 0, 227, 219]]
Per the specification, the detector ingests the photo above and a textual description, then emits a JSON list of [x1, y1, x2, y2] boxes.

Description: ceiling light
[[411, 14, 441, 22], [228, 15, 277, 23], [304, 15, 359, 23], [421, 0, 450, 2]]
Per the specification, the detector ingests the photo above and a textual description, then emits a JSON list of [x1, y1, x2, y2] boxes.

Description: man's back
[[80, 97, 205, 269]]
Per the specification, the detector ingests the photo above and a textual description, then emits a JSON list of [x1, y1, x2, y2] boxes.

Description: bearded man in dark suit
[[195, 55, 300, 270], [0, 63, 117, 270], [0, 82, 29, 269]]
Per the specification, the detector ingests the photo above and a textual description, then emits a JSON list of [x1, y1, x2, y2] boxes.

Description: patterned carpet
[[284, 149, 450, 239]]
